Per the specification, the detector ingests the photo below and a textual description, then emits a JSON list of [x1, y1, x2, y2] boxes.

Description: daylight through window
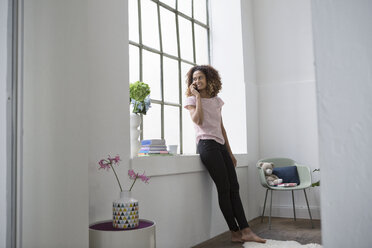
[[129, 0, 210, 154]]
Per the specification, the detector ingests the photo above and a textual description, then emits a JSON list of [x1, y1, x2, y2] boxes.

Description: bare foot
[[241, 227, 266, 243], [231, 231, 243, 243]]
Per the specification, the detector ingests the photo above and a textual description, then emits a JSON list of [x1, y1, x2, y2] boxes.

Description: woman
[[184, 65, 266, 243]]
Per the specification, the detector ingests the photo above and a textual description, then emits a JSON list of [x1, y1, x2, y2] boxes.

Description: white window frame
[[129, 0, 210, 154]]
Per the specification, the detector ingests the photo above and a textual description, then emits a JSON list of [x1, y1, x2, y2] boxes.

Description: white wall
[[22, 0, 128, 247], [208, 0, 263, 237], [252, 0, 320, 219], [312, 0, 372, 246], [0, 0, 9, 247], [209, 0, 247, 154], [240, 0, 265, 222], [128, 162, 215, 248]]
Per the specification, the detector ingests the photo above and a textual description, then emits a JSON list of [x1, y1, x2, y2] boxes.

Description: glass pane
[[129, 45, 140, 83], [181, 62, 193, 89], [141, 0, 160, 50], [164, 105, 180, 153], [178, 17, 193, 62], [194, 24, 209, 65], [143, 50, 161, 100], [182, 107, 197, 154], [159, 0, 175, 9], [143, 103, 161, 140], [181, 62, 196, 154], [178, 0, 191, 17], [163, 57, 179, 103], [194, 0, 207, 24], [160, 7, 178, 56], [129, 0, 139, 42]]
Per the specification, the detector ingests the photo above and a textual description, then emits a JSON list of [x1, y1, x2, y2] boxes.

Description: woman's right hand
[[189, 83, 200, 97]]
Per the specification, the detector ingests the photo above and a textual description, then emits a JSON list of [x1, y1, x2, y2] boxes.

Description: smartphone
[[193, 84, 199, 92]]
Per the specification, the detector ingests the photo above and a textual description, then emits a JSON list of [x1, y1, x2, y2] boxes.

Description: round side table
[[89, 219, 156, 248]]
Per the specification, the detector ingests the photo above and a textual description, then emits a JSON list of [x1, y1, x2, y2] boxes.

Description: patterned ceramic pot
[[112, 191, 139, 229]]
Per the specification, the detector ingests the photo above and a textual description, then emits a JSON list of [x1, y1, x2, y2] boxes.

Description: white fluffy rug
[[243, 239, 322, 248]]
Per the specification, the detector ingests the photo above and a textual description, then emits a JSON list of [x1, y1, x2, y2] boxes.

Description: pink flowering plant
[[98, 155, 123, 192], [128, 169, 150, 191], [98, 155, 150, 192]]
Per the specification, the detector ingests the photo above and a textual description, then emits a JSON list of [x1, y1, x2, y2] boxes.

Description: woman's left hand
[[231, 155, 237, 167]]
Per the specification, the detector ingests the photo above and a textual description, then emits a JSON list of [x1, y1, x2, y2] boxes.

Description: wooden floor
[[192, 217, 321, 248]]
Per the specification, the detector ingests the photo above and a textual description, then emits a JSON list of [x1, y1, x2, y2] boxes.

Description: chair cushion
[[272, 166, 300, 185]]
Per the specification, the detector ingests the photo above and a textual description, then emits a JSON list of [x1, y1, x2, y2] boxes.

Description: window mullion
[[175, 0, 184, 154], [157, 2, 165, 139], [137, 0, 144, 140], [191, 0, 196, 64], [206, 0, 211, 64], [129, 41, 198, 66], [137, 0, 143, 81], [151, 0, 208, 29]]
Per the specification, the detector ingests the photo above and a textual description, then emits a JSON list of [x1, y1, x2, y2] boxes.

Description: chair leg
[[303, 189, 314, 229], [292, 190, 296, 221], [269, 189, 273, 230], [261, 189, 269, 223]]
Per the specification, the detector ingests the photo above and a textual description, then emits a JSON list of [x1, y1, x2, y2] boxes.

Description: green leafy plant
[[129, 81, 151, 115], [311, 168, 320, 187]]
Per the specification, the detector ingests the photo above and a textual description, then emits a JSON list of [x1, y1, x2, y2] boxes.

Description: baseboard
[[259, 205, 321, 220]]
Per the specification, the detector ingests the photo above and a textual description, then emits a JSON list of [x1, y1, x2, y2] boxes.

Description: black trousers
[[197, 139, 249, 231]]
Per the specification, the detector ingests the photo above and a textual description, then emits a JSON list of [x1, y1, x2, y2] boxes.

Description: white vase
[[130, 113, 142, 158], [112, 191, 139, 229]]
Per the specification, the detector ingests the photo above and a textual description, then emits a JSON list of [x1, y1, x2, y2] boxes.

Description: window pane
[[129, 0, 139, 42], [179, 17, 194, 62], [178, 0, 191, 17], [181, 62, 193, 88], [129, 45, 140, 83], [163, 57, 179, 103], [141, 0, 160, 50], [182, 107, 196, 154], [143, 50, 161, 100], [159, 0, 175, 9], [194, 24, 209, 65], [160, 7, 178, 56], [181, 62, 196, 154], [194, 0, 207, 24], [164, 105, 180, 152], [143, 103, 161, 139]]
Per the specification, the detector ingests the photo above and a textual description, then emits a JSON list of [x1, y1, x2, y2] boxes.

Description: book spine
[[141, 139, 166, 146], [138, 150, 169, 154], [140, 146, 167, 151], [139, 149, 167, 152], [138, 153, 172, 156]]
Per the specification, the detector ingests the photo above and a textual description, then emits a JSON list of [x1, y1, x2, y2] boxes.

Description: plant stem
[[134, 101, 139, 113], [129, 176, 138, 191], [110, 164, 123, 192]]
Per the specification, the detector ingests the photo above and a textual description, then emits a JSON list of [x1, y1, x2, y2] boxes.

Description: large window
[[129, 0, 210, 154]]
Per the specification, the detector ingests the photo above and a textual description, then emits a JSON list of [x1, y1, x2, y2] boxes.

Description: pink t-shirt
[[184, 96, 225, 145]]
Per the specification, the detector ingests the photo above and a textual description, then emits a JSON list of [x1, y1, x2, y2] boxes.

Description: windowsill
[[131, 154, 249, 177]]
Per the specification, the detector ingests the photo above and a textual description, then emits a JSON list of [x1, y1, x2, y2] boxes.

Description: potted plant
[[311, 168, 320, 187], [129, 81, 151, 157], [98, 155, 150, 229], [130, 81, 151, 115]]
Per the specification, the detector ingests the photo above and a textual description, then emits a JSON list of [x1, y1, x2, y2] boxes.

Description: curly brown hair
[[185, 65, 222, 97]]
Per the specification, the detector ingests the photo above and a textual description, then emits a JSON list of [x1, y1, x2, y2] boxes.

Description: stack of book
[[138, 139, 170, 156]]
